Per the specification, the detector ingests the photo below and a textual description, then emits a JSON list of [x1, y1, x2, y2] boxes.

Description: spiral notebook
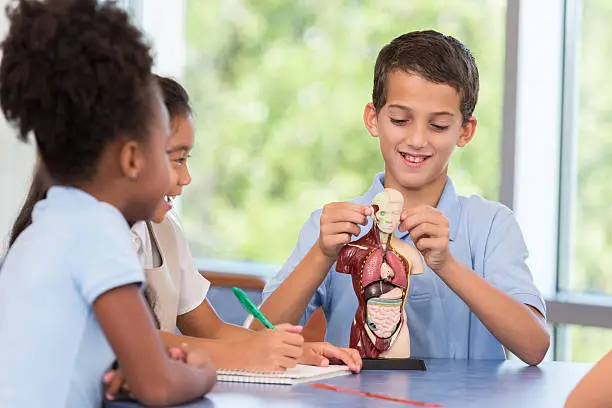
[[216, 364, 352, 385]]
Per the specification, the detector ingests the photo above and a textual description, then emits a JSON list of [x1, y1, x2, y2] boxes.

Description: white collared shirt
[[263, 172, 546, 360], [131, 213, 210, 333]]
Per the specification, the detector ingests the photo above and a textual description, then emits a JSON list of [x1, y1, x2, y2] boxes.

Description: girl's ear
[[119, 140, 144, 179]]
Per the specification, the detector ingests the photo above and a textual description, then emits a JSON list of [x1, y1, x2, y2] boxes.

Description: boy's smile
[[398, 151, 432, 168]]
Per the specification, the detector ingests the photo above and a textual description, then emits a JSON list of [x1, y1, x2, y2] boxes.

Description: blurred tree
[[180, 0, 506, 264]]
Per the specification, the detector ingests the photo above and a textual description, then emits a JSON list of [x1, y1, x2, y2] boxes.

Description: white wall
[[140, 0, 185, 78], [0, 0, 184, 253], [0, 1, 36, 252]]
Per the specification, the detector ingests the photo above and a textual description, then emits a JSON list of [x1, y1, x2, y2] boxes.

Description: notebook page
[[216, 364, 352, 385]]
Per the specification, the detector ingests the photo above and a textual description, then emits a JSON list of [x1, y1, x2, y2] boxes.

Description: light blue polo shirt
[[0, 186, 144, 407], [263, 172, 546, 360]]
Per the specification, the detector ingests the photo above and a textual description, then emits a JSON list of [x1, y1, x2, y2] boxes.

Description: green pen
[[232, 286, 276, 329]]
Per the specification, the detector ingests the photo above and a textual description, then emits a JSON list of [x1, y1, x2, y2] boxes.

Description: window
[[554, 0, 612, 361], [179, 0, 507, 265], [563, 0, 612, 295], [556, 325, 612, 362]]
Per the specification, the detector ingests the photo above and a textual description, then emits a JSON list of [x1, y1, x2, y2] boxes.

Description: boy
[[254, 30, 550, 365]]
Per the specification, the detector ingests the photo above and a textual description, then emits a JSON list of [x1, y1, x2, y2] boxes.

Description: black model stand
[[361, 358, 426, 371]]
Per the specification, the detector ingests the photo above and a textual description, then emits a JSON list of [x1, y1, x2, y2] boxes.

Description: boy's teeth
[[402, 153, 426, 163]]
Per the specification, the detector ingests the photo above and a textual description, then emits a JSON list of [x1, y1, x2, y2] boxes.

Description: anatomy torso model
[[336, 188, 424, 358]]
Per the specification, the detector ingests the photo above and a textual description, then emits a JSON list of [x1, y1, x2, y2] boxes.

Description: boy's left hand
[[299, 342, 362, 373], [399, 205, 452, 273]]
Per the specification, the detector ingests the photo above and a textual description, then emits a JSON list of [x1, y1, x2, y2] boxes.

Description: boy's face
[[364, 71, 476, 192], [150, 113, 195, 223]]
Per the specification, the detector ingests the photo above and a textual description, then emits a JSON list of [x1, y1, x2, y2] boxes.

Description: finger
[[400, 210, 447, 232], [399, 214, 426, 233], [168, 347, 185, 360], [330, 234, 352, 247], [322, 202, 366, 215], [400, 205, 436, 221], [409, 222, 446, 242], [333, 348, 360, 371], [349, 348, 363, 371], [298, 348, 329, 367], [275, 323, 303, 333], [414, 237, 443, 253], [287, 332, 305, 347], [323, 206, 370, 225], [120, 381, 131, 394], [179, 342, 191, 362], [103, 371, 115, 385], [403, 208, 444, 229], [278, 356, 298, 370], [322, 221, 362, 237], [105, 371, 125, 400], [275, 330, 305, 347], [280, 343, 304, 359], [320, 234, 352, 250], [345, 348, 362, 372], [284, 325, 303, 334], [320, 344, 361, 372]]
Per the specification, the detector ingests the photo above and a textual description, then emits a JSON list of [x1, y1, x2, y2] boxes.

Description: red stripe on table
[[310, 383, 443, 407]]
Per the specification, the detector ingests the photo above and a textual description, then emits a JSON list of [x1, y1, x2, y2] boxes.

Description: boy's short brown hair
[[372, 30, 479, 122]]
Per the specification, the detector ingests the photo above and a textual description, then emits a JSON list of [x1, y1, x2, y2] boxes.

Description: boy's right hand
[[239, 323, 304, 371], [318, 203, 371, 259]]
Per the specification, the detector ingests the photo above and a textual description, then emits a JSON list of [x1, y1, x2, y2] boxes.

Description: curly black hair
[[8, 157, 53, 248], [0, 0, 155, 183], [155, 74, 192, 120], [6, 75, 193, 250]]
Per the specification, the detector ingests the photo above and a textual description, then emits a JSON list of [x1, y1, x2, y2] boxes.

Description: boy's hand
[[238, 323, 305, 371], [399, 205, 452, 273], [318, 203, 372, 259], [299, 342, 362, 373]]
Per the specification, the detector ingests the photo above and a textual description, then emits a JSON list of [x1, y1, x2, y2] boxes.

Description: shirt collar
[[363, 172, 460, 242], [131, 221, 148, 251], [33, 185, 99, 222], [131, 221, 149, 268]]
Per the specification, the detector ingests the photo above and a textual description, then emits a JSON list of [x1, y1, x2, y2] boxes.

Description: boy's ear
[[457, 116, 477, 148], [119, 140, 144, 180], [363, 102, 380, 138]]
